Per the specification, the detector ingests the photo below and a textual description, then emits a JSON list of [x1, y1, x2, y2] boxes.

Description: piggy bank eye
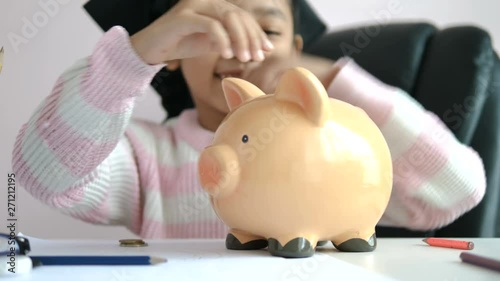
[[242, 135, 249, 143]]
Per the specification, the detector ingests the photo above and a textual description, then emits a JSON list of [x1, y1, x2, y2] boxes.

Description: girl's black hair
[[157, 0, 301, 120]]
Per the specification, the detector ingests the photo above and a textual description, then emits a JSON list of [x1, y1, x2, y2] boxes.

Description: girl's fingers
[[261, 32, 274, 52], [223, 11, 251, 62], [183, 13, 233, 59], [242, 14, 266, 62], [198, 0, 273, 61]]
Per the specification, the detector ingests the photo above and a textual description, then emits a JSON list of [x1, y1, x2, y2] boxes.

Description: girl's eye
[[242, 135, 249, 143], [264, 30, 281, 37]]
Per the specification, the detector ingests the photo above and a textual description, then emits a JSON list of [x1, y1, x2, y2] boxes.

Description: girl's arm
[[325, 58, 486, 231], [12, 26, 162, 231]]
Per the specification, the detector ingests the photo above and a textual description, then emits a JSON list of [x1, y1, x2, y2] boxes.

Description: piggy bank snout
[[198, 145, 240, 198]]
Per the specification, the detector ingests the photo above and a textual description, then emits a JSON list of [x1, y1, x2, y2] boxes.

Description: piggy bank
[[198, 67, 392, 258]]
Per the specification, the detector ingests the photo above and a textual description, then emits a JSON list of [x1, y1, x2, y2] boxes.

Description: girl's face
[[180, 0, 302, 131]]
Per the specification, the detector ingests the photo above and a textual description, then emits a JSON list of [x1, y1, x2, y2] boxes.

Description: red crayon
[[422, 238, 474, 250]]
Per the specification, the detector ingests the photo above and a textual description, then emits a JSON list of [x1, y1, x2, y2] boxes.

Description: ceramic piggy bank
[[198, 67, 392, 258]]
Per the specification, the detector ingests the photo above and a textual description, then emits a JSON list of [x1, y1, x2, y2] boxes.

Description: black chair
[[305, 22, 500, 238]]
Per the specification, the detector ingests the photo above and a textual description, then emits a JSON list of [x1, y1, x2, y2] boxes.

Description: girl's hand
[[245, 54, 338, 95], [130, 0, 274, 65], [296, 54, 339, 88]]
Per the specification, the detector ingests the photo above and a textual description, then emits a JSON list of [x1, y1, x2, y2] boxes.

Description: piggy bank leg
[[226, 229, 268, 250], [268, 237, 317, 258], [332, 230, 377, 252], [316, 241, 329, 247]]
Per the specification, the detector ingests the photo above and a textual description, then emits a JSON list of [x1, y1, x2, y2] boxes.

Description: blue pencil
[[29, 255, 167, 266]]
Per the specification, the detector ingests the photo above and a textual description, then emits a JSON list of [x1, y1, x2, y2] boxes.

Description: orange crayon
[[422, 238, 474, 250]]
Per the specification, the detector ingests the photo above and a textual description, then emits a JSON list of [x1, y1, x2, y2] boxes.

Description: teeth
[[219, 74, 232, 79]]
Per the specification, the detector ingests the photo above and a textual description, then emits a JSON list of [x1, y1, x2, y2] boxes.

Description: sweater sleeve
[[326, 58, 487, 231], [11, 26, 164, 231]]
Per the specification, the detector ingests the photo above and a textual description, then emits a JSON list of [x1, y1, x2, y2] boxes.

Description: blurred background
[[0, 0, 498, 239]]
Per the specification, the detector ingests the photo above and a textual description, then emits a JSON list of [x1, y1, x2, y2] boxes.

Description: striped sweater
[[12, 26, 486, 238]]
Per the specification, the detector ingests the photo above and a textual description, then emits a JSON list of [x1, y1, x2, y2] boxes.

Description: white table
[[7, 238, 500, 281]]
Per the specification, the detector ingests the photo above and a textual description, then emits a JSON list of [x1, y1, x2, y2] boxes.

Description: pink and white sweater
[[12, 26, 486, 239]]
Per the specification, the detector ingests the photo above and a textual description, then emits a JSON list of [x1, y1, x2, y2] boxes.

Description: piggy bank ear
[[222, 78, 265, 111], [275, 67, 330, 126]]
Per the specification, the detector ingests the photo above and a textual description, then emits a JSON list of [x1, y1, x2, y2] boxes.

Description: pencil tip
[[150, 257, 167, 265], [422, 238, 427, 243]]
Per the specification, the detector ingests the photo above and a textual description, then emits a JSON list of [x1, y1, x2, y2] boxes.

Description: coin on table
[[119, 239, 148, 247]]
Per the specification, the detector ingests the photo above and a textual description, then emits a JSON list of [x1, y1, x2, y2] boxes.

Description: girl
[[12, 0, 486, 244]]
